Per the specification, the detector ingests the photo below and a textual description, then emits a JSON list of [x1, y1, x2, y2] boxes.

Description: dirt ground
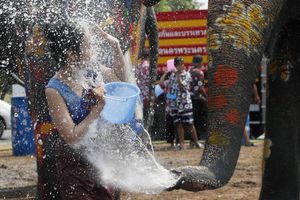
[[0, 141, 263, 200]]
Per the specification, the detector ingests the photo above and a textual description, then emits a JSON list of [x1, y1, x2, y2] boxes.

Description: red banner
[[158, 27, 207, 39], [150, 10, 208, 72], [159, 45, 207, 57]]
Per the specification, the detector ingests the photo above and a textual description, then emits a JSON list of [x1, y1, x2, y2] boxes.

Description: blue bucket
[[101, 82, 140, 124]]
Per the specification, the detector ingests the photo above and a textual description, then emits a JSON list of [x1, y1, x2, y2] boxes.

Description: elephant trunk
[[171, 0, 285, 191], [175, 37, 258, 192]]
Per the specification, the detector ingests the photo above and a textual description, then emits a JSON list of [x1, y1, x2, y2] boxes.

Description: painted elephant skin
[[0, 0, 158, 198], [167, 1, 300, 200]]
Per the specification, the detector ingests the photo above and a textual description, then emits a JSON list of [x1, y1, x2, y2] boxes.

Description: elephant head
[[169, 1, 300, 199]]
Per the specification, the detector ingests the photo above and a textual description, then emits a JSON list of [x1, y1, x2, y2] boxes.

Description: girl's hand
[[95, 25, 120, 47], [93, 85, 105, 102], [92, 85, 106, 112], [91, 20, 126, 82]]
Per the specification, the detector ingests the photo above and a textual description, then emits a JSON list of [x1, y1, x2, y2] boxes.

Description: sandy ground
[[0, 141, 263, 200]]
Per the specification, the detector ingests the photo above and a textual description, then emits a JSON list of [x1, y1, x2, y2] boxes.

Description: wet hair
[[44, 21, 84, 68], [174, 57, 184, 66]]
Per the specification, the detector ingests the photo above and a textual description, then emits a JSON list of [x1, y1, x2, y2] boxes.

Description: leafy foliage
[[154, 0, 197, 12]]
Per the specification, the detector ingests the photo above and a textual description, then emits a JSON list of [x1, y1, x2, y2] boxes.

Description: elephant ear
[[142, 0, 160, 7]]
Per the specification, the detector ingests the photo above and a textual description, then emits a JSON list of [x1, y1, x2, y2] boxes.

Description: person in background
[[135, 49, 150, 113], [243, 83, 261, 146], [189, 55, 208, 141], [157, 70, 177, 148], [163, 57, 203, 150], [253, 82, 261, 105], [243, 115, 254, 146]]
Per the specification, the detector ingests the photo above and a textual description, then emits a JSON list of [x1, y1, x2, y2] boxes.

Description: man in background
[[189, 55, 208, 140]]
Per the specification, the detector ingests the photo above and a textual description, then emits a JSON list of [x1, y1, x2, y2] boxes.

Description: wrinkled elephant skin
[[168, 166, 222, 192]]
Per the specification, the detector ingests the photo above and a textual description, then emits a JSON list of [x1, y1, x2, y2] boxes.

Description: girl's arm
[[45, 86, 105, 144], [156, 73, 167, 85], [100, 64, 121, 83], [96, 27, 126, 82]]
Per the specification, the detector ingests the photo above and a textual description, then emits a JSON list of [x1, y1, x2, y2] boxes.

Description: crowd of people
[[153, 55, 208, 150], [139, 54, 260, 150]]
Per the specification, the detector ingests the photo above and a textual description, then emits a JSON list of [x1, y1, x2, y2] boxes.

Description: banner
[[146, 10, 208, 73]]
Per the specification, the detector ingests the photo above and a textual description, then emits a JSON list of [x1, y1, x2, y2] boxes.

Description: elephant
[[164, 0, 299, 200], [1, 0, 299, 199], [0, 0, 159, 198]]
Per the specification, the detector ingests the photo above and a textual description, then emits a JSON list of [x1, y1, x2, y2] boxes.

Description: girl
[[161, 57, 203, 150], [45, 21, 125, 199]]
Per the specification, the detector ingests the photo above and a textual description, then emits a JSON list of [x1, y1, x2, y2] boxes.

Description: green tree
[[154, 0, 197, 12]]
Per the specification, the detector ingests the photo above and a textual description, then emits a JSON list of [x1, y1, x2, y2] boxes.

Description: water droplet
[[38, 139, 43, 145]]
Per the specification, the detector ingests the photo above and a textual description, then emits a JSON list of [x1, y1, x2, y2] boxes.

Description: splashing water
[[60, 6, 178, 194], [74, 119, 179, 194], [1, 0, 179, 194]]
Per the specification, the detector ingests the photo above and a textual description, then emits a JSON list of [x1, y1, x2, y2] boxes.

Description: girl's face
[[66, 34, 98, 85], [175, 62, 184, 72], [67, 33, 95, 70]]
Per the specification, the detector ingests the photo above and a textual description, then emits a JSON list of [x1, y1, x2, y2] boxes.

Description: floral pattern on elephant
[[225, 109, 243, 126], [209, 1, 269, 56], [208, 131, 230, 147]]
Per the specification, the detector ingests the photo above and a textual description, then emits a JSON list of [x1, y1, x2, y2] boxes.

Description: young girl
[[45, 21, 125, 199], [163, 57, 203, 150]]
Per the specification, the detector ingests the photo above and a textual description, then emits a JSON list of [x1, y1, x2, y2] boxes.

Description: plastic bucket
[[101, 82, 140, 124], [154, 84, 164, 97]]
